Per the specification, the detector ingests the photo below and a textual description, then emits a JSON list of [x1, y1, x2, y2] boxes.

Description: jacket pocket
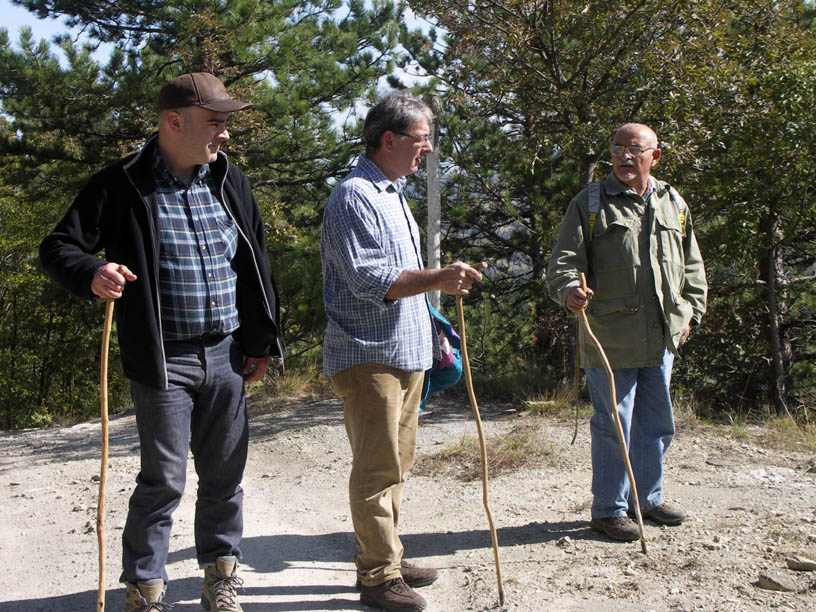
[[591, 217, 639, 267], [655, 214, 685, 301], [589, 217, 639, 301], [588, 296, 639, 317]]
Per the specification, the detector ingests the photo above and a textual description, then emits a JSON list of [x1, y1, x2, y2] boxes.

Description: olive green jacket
[[546, 174, 707, 369]]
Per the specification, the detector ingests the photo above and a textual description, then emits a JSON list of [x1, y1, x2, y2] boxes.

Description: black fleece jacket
[[40, 134, 284, 389]]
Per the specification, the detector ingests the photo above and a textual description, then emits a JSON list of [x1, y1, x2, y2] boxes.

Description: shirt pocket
[[216, 216, 239, 261]]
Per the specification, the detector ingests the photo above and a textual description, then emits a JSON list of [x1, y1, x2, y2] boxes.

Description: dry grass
[[757, 415, 816, 452], [248, 369, 334, 414], [414, 419, 561, 481], [522, 385, 589, 419]]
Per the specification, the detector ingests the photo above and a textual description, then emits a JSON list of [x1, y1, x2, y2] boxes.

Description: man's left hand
[[678, 324, 691, 347], [243, 356, 270, 382]]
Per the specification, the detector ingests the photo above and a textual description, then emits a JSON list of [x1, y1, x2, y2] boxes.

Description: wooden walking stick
[[576, 273, 647, 554], [455, 262, 505, 606], [97, 297, 114, 611]]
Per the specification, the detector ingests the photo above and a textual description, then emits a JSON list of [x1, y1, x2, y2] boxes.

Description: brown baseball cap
[[157, 72, 252, 112]]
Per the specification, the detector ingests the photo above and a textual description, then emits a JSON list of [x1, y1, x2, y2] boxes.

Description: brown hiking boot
[[360, 576, 427, 612], [201, 556, 244, 612], [356, 560, 439, 590], [399, 561, 439, 588], [641, 502, 686, 526], [590, 516, 640, 542], [123, 579, 173, 612]]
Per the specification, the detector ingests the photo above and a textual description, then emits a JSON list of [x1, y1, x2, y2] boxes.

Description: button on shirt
[[152, 151, 240, 341], [321, 154, 438, 378]]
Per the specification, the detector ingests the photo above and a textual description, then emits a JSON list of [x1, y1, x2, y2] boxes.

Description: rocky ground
[[1, 394, 815, 611]]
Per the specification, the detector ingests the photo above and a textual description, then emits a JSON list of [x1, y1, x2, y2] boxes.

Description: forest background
[[1, 0, 814, 431]]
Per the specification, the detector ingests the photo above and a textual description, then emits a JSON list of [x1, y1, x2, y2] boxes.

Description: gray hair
[[363, 92, 433, 152]]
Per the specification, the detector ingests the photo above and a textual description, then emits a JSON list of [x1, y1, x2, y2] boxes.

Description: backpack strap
[[587, 182, 601, 241], [665, 184, 687, 237]]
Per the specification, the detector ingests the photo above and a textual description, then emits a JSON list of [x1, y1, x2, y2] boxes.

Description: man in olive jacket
[[40, 72, 283, 612], [546, 123, 707, 542]]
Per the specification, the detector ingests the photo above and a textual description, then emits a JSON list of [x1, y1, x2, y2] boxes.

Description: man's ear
[[162, 110, 184, 134], [650, 148, 661, 166], [381, 130, 397, 153]]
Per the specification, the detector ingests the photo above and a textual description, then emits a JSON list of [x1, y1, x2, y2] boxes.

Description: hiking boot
[[123, 579, 173, 612], [399, 561, 438, 588], [360, 576, 427, 612], [355, 560, 439, 590], [201, 556, 244, 612], [640, 502, 686, 526], [590, 516, 640, 542]]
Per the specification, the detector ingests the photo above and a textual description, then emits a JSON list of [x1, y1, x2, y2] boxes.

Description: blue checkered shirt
[[152, 150, 240, 341], [321, 154, 438, 378]]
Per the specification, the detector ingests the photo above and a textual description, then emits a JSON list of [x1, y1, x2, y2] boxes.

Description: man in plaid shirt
[[40, 73, 283, 612], [321, 92, 483, 612]]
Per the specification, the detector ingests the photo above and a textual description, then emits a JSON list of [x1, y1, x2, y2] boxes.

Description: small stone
[[786, 556, 816, 571], [758, 572, 797, 592]]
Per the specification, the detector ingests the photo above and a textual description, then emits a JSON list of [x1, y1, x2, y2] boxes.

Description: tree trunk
[[758, 212, 791, 417], [6, 293, 18, 430], [580, 154, 597, 190]]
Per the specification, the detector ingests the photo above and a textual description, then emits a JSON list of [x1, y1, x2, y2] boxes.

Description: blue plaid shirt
[[321, 154, 438, 378], [152, 150, 240, 340]]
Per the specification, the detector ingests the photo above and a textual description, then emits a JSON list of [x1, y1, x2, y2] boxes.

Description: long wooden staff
[[97, 297, 114, 611], [455, 262, 504, 606], [577, 274, 647, 554]]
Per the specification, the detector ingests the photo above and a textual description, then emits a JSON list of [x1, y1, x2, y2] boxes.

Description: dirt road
[[1, 396, 814, 611]]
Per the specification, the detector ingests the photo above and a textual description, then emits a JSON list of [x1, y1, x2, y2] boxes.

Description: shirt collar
[[153, 147, 210, 186], [356, 153, 407, 194]]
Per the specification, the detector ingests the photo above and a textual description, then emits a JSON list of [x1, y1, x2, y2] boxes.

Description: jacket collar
[[602, 172, 657, 199]]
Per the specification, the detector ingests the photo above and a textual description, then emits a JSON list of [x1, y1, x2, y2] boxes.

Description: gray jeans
[[120, 334, 248, 584]]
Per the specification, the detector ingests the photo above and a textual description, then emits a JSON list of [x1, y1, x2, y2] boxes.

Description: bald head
[[610, 123, 661, 195], [614, 123, 658, 148]]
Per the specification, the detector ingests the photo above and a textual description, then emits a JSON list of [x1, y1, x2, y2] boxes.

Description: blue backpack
[[420, 301, 463, 411]]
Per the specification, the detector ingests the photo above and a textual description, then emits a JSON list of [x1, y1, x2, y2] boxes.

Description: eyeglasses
[[610, 145, 655, 157], [397, 131, 433, 144]]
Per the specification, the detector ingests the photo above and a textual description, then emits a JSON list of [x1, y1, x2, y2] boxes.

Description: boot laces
[[387, 577, 411, 594], [136, 601, 174, 612], [212, 574, 244, 608]]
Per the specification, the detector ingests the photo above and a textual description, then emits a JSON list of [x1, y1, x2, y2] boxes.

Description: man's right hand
[[566, 286, 594, 313], [92, 263, 137, 300], [437, 261, 485, 296]]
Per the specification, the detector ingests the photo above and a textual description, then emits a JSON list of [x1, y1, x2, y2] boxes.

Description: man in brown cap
[[40, 72, 284, 612]]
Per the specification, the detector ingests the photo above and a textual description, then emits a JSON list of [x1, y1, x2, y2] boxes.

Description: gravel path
[[1, 395, 815, 611]]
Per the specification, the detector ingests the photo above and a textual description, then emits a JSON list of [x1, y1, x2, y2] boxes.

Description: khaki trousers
[[331, 362, 424, 587]]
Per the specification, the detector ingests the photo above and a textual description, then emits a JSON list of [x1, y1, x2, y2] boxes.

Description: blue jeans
[[120, 335, 248, 584], [586, 348, 675, 519]]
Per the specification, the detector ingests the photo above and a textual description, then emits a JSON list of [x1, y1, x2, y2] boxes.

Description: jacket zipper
[[123, 143, 169, 389], [217, 169, 275, 324]]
